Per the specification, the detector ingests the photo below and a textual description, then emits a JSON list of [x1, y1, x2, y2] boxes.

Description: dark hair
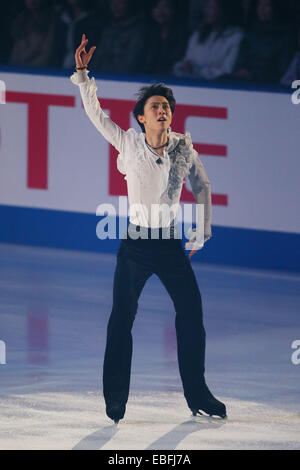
[[197, 0, 233, 43], [61, 0, 95, 14], [151, 0, 178, 19], [132, 82, 176, 133]]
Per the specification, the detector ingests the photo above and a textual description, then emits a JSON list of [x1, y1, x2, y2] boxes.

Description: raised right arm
[[70, 34, 126, 154]]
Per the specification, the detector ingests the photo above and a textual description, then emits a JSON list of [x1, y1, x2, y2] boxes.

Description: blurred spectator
[[187, 0, 205, 34], [0, 3, 24, 64], [242, 0, 252, 24], [241, 0, 256, 28], [95, 0, 143, 20], [94, 0, 112, 23], [92, 0, 145, 74], [58, 0, 102, 69], [0, 6, 12, 64], [230, 0, 250, 28], [188, 0, 245, 35], [280, 25, 300, 87], [141, 0, 189, 76], [9, 0, 66, 68], [232, 0, 294, 84], [173, 0, 244, 80]]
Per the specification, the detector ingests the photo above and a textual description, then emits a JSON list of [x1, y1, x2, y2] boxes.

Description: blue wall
[[1, 205, 299, 272]]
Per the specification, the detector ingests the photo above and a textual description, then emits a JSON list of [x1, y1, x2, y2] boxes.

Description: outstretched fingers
[[79, 39, 88, 53], [75, 34, 96, 67], [75, 42, 87, 65], [87, 45, 96, 61]]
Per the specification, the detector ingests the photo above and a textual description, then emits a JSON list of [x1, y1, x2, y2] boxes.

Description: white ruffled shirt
[[70, 70, 212, 247]]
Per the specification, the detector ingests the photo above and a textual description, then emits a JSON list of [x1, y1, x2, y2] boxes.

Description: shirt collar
[[140, 128, 180, 152]]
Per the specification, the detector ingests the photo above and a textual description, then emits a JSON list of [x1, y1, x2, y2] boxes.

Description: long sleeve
[[187, 149, 212, 246], [70, 70, 126, 154]]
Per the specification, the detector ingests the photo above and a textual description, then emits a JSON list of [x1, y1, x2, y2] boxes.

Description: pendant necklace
[[145, 137, 169, 164]]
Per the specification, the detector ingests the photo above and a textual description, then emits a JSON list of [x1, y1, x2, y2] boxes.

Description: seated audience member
[[0, 4, 22, 64], [187, 0, 205, 34], [281, 24, 300, 87], [142, 0, 189, 76], [241, 0, 256, 29], [59, 0, 103, 69], [92, 0, 145, 74], [173, 0, 244, 80], [9, 0, 66, 68], [233, 0, 294, 84]]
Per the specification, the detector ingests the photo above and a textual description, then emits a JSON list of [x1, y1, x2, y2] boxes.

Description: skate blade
[[192, 409, 227, 420], [192, 409, 203, 417]]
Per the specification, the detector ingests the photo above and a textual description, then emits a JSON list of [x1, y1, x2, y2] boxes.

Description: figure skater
[[71, 34, 227, 424]]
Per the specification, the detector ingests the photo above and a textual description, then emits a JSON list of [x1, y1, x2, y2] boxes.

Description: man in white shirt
[[71, 34, 226, 424]]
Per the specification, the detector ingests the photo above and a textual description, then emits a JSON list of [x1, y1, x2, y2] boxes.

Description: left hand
[[185, 239, 199, 259], [185, 234, 211, 259]]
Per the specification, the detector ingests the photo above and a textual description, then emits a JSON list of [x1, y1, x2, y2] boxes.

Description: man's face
[[138, 95, 172, 133]]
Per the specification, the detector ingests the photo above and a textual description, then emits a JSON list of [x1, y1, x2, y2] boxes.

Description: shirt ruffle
[[166, 131, 195, 200], [70, 69, 90, 86]]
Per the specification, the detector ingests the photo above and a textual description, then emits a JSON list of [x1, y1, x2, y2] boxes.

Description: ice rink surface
[[0, 243, 299, 450]]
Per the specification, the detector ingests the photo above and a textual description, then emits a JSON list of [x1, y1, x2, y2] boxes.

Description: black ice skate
[[106, 402, 126, 424], [190, 382, 227, 419]]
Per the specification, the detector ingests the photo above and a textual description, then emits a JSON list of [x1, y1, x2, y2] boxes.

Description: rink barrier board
[[0, 204, 299, 273], [0, 64, 292, 94]]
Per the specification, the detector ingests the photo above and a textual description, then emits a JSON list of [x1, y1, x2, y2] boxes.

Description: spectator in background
[[241, 0, 255, 29], [92, 0, 145, 74], [281, 24, 300, 87], [0, 3, 24, 64], [188, 0, 248, 33], [58, 0, 103, 69], [9, 0, 66, 68], [94, 0, 112, 23], [232, 0, 294, 84], [173, 0, 244, 81], [141, 0, 189, 76], [187, 0, 205, 34]]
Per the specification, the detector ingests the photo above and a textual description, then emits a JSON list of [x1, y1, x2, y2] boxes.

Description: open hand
[[75, 33, 96, 68]]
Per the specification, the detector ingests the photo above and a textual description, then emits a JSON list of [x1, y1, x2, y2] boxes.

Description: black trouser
[[102, 224, 206, 411]]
